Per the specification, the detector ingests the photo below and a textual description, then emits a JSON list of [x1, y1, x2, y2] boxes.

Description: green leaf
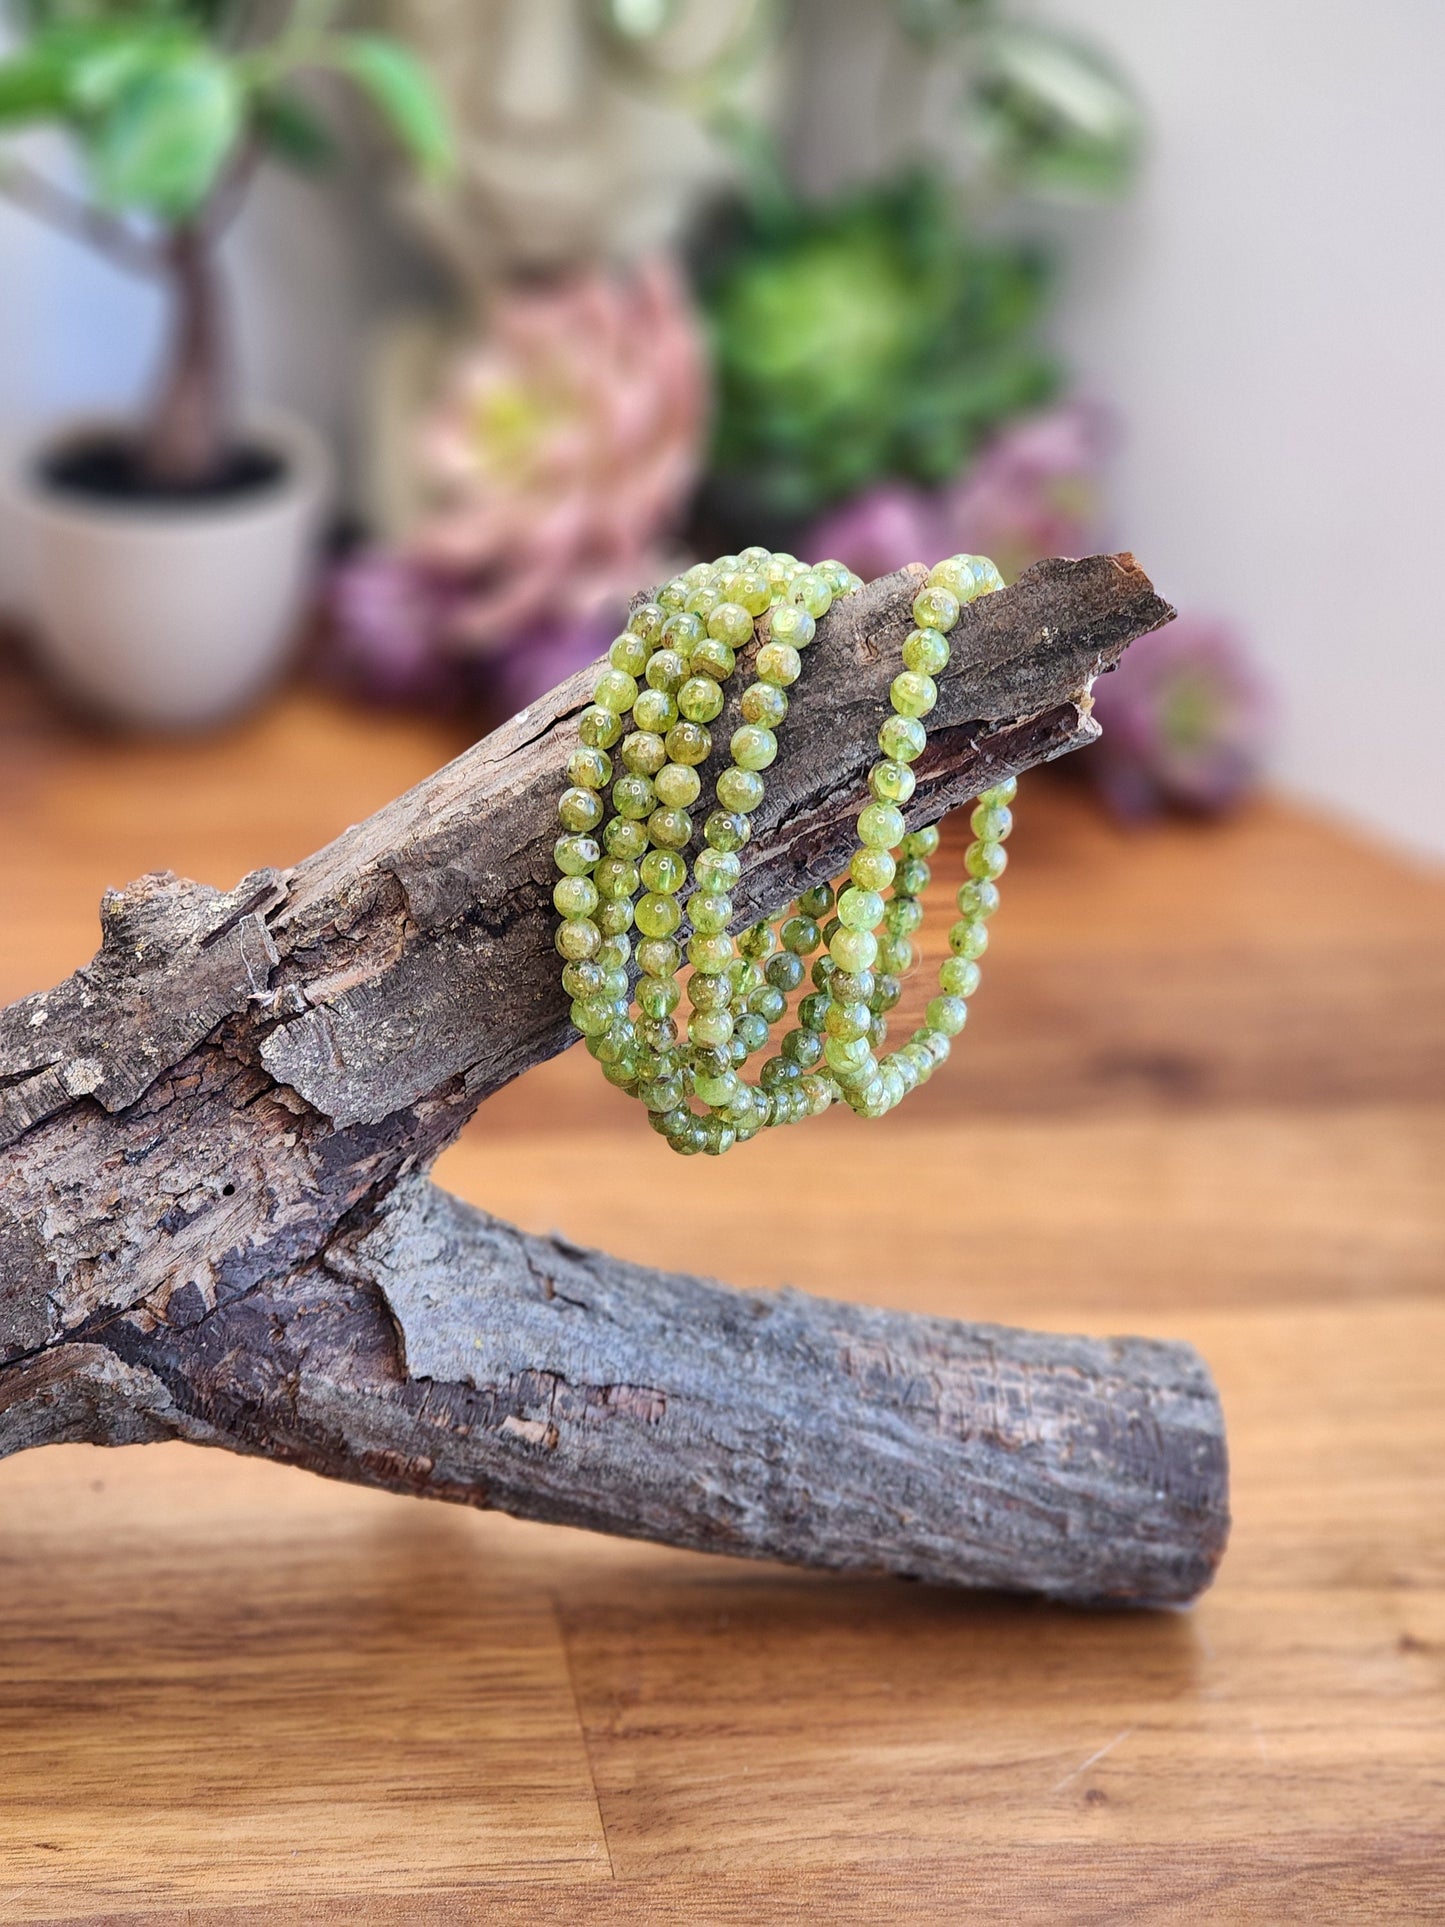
[[329, 35, 450, 180], [88, 52, 243, 218], [970, 25, 1143, 201], [253, 85, 335, 172]]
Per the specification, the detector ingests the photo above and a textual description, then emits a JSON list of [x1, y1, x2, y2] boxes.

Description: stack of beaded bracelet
[[553, 546, 1015, 1156]]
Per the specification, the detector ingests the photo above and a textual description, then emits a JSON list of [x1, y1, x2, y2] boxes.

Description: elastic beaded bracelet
[[554, 547, 1013, 1155]]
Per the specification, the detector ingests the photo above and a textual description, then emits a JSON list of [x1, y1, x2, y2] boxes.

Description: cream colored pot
[[5, 410, 330, 731]]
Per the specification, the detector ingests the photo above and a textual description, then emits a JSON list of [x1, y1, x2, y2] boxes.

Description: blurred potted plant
[[0, 0, 449, 728]]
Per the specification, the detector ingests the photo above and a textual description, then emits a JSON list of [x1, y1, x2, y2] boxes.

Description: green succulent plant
[[698, 171, 1058, 532], [0, 0, 451, 486]]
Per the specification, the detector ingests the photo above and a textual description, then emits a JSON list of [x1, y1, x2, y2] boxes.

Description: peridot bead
[[690, 1008, 735, 1049], [824, 998, 871, 1042], [927, 994, 969, 1037], [949, 919, 988, 960], [563, 959, 605, 1001], [594, 668, 638, 713], [901, 825, 940, 858], [735, 1010, 769, 1055], [603, 817, 648, 860], [895, 856, 930, 896], [957, 879, 1000, 920], [620, 730, 667, 776], [741, 681, 788, 727], [755, 641, 802, 686], [658, 577, 688, 611], [890, 670, 937, 718], [645, 648, 688, 694], [628, 600, 666, 643], [674, 674, 722, 725], [554, 833, 600, 875], [850, 847, 896, 891], [717, 766, 765, 813], [781, 914, 820, 953], [637, 936, 681, 977], [609, 631, 649, 675], [703, 809, 749, 853], [637, 975, 680, 1019], [689, 932, 734, 974], [612, 773, 656, 819], [690, 635, 736, 680], [664, 721, 711, 766], [829, 926, 878, 973], [868, 759, 916, 805], [662, 610, 704, 650], [769, 603, 816, 649], [971, 802, 1013, 841], [790, 572, 832, 618], [765, 950, 805, 992], [555, 916, 601, 961], [824, 1033, 870, 1073], [654, 762, 701, 809], [939, 956, 981, 998], [567, 746, 611, 789], [632, 688, 677, 734], [636, 891, 681, 938], [878, 714, 926, 764], [553, 875, 598, 918], [685, 584, 721, 619], [708, 601, 754, 646], [694, 848, 741, 892], [689, 892, 733, 935], [597, 898, 634, 937], [876, 934, 913, 975], [578, 705, 622, 750], [730, 724, 778, 771], [857, 801, 904, 849], [902, 627, 950, 675], [966, 840, 1008, 881], [693, 1070, 737, 1108], [837, 885, 884, 930], [886, 896, 924, 936], [690, 972, 731, 1011], [648, 806, 692, 850], [752, 984, 788, 1025], [558, 786, 604, 833], [912, 585, 960, 632], [982, 775, 1018, 806], [729, 569, 771, 616]]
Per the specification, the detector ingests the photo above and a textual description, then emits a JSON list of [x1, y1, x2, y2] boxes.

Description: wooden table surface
[[2, 681, 1442, 1924]]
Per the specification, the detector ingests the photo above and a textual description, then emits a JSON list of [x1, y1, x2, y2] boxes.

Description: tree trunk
[[0, 555, 1230, 1606], [140, 225, 232, 488]]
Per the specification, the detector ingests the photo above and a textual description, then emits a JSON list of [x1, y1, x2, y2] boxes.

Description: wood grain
[[1, 675, 1442, 1922]]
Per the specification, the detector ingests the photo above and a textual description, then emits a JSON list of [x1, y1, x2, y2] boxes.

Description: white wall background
[[1, 3, 1441, 858], [1044, 0, 1445, 860]]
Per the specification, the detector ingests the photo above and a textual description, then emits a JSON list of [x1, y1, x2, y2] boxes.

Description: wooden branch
[[0, 555, 1228, 1606]]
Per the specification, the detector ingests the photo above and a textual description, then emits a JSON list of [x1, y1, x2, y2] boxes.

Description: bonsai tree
[[0, 0, 450, 489]]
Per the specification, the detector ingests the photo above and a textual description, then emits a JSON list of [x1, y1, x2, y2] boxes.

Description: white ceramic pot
[[4, 410, 331, 731]]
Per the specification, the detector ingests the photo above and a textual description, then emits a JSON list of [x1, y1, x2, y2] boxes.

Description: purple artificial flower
[[1088, 615, 1271, 821], [326, 550, 465, 706], [485, 605, 621, 717], [803, 480, 951, 583]]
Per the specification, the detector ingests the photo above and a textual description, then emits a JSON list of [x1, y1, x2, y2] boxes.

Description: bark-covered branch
[[0, 555, 1229, 1606]]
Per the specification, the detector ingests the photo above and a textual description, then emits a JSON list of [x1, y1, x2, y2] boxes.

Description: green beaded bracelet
[[555, 547, 1015, 1155]]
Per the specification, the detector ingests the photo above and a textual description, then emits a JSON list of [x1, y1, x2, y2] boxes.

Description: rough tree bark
[[0, 555, 1230, 1607]]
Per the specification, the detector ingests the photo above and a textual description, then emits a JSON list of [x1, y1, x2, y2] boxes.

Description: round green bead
[[628, 600, 666, 643], [966, 840, 1008, 881], [677, 674, 724, 724], [765, 950, 805, 992], [638, 975, 681, 1019], [704, 810, 750, 853], [662, 610, 704, 650], [578, 706, 622, 752], [708, 602, 754, 646], [645, 648, 688, 694], [554, 833, 600, 876], [890, 671, 937, 718], [857, 801, 904, 849], [837, 886, 884, 931], [878, 714, 926, 764], [769, 604, 816, 649], [654, 762, 701, 808], [621, 730, 666, 776], [597, 898, 634, 937], [949, 920, 989, 960], [971, 801, 1013, 841], [558, 786, 604, 833], [664, 721, 711, 766], [594, 668, 638, 713], [632, 688, 677, 735], [824, 1034, 870, 1073], [901, 825, 940, 858], [612, 773, 655, 819], [636, 892, 681, 938], [912, 585, 960, 633], [825, 999, 871, 1043], [694, 848, 741, 892], [717, 766, 765, 813], [902, 627, 950, 675], [751, 984, 788, 1025], [689, 892, 733, 935], [850, 847, 896, 891], [690, 972, 731, 1011], [829, 926, 878, 973], [647, 806, 692, 850], [790, 573, 833, 618], [868, 759, 916, 805], [927, 994, 969, 1037], [939, 957, 981, 998], [556, 917, 601, 961], [637, 936, 681, 978], [567, 746, 611, 789], [957, 879, 1000, 920], [886, 897, 924, 937], [741, 681, 788, 727], [553, 875, 598, 918], [658, 577, 688, 612], [609, 631, 649, 675], [689, 932, 734, 974], [690, 1008, 735, 1049], [690, 635, 736, 680], [730, 724, 778, 772], [781, 915, 820, 953], [603, 817, 648, 860], [685, 585, 721, 619], [756, 641, 802, 687]]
